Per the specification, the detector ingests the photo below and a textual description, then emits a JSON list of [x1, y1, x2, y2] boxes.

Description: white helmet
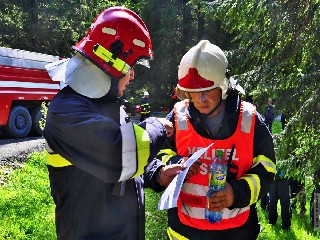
[[144, 91, 149, 96], [177, 40, 229, 99]]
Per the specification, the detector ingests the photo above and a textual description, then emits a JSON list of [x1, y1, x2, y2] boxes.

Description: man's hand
[[157, 118, 173, 137], [180, 157, 201, 181], [159, 164, 184, 187], [207, 182, 234, 212]]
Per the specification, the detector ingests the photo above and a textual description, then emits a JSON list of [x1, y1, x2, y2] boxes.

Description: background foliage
[[0, 0, 319, 178]]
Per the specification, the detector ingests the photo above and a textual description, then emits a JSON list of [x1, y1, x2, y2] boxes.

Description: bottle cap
[[217, 150, 223, 158]]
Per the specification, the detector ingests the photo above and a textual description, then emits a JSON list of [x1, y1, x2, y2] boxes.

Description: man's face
[[189, 88, 222, 115], [118, 69, 134, 97]]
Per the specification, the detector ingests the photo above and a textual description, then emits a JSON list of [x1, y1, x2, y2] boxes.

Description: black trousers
[[264, 117, 273, 133], [268, 178, 291, 229], [260, 193, 269, 210]]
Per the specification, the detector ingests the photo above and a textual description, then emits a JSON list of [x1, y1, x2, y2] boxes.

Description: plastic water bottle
[[205, 150, 227, 223]]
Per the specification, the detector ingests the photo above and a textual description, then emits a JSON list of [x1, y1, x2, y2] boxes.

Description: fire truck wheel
[[4, 106, 32, 138], [30, 106, 44, 136]]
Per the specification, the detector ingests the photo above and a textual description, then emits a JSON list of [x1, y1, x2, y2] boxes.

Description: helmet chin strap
[[202, 98, 223, 118]]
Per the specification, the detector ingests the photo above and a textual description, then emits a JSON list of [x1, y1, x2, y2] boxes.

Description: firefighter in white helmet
[[157, 40, 276, 240], [43, 6, 182, 240], [140, 90, 151, 122]]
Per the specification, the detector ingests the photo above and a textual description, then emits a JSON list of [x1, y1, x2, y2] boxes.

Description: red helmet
[[74, 6, 153, 79]]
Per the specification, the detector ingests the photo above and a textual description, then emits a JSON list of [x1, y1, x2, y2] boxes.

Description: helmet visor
[[176, 87, 221, 102]]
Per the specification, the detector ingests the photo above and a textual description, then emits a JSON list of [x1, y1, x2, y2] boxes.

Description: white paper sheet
[[158, 143, 214, 210]]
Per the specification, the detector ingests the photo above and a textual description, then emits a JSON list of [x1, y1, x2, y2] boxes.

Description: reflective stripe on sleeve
[[158, 149, 177, 163], [130, 124, 150, 179], [46, 151, 72, 167], [240, 174, 261, 205], [167, 227, 189, 240], [252, 155, 276, 174], [161, 155, 172, 163], [119, 123, 151, 180], [119, 122, 139, 181]]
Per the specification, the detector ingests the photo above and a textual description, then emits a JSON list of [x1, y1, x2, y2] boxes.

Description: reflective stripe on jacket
[[174, 100, 256, 230], [46, 107, 151, 181], [141, 103, 150, 114]]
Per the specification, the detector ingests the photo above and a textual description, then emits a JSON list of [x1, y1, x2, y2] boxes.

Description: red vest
[[174, 100, 256, 230]]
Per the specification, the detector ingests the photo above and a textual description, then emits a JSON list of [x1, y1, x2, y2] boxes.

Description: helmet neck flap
[[46, 53, 118, 99]]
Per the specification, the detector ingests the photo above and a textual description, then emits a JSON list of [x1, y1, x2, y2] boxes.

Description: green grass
[[1, 152, 320, 239], [145, 190, 167, 240], [272, 119, 283, 135], [0, 152, 56, 240]]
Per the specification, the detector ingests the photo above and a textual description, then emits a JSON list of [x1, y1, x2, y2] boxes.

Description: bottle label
[[209, 172, 226, 187]]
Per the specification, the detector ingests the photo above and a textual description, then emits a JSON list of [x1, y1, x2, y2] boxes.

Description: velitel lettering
[[187, 147, 239, 161]]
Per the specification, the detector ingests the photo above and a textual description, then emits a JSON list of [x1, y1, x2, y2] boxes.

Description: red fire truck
[[0, 47, 61, 138]]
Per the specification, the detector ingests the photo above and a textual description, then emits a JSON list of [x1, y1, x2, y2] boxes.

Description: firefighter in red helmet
[[157, 40, 276, 240], [44, 7, 182, 240]]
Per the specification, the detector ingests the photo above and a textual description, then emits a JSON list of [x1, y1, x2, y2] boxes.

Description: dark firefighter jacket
[[157, 90, 276, 240], [44, 86, 165, 240]]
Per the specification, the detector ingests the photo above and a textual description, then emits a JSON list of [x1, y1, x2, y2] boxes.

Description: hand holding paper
[[158, 143, 214, 210]]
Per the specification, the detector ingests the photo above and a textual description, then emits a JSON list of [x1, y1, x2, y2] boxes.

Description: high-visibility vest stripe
[[180, 201, 249, 220], [177, 200, 250, 230], [182, 182, 207, 197]]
